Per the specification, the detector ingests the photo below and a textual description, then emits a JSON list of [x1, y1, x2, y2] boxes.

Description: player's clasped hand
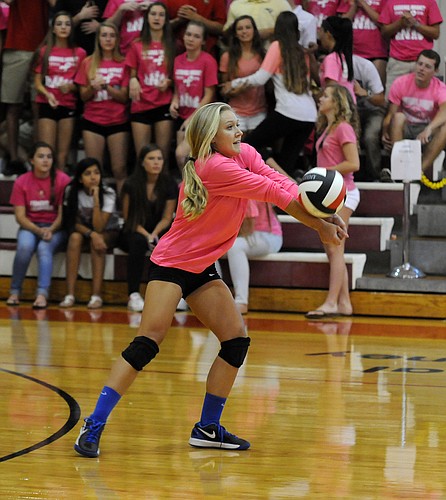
[[321, 214, 349, 246]]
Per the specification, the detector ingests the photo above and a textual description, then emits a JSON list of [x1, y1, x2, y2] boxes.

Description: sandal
[[87, 295, 103, 309], [59, 294, 75, 308], [6, 295, 20, 306], [32, 295, 48, 310]]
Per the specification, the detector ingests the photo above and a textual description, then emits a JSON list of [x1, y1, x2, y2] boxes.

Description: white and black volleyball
[[298, 167, 347, 218]]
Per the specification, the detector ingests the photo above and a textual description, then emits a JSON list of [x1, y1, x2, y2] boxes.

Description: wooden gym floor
[[1, 304, 446, 499]]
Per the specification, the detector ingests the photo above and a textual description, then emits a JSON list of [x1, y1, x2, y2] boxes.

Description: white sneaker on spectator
[[177, 298, 189, 311], [128, 292, 144, 312]]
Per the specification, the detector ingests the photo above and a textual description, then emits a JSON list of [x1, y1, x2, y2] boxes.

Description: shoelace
[[85, 420, 104, 443]]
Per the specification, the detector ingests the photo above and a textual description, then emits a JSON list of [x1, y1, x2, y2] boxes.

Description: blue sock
[[199, 393, 227, 426], [90, 386, 121, 423]]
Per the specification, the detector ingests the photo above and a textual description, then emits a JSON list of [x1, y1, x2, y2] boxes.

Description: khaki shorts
[[1, 49, 34, 104]]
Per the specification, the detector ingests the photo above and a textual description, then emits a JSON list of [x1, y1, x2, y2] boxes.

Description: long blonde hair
[[88, 22, 124, 80], [182, 102, 232, 220]]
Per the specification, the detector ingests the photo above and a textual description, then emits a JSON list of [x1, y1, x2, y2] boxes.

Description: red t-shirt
[[125, 40, 173, 113], [75, 58, 130, 125], [35, 46, 87, 109], [173, 51, 218, 120], [10, 170, 71, 224], [5, 0, 49, 51]]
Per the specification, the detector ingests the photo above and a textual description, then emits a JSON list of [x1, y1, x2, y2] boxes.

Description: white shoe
[[177, 298, 189, 311], [59, 294, 75, 308], [128, 292, 144, 312]]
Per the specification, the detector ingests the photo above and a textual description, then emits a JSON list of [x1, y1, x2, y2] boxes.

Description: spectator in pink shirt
[[306, 84, 360, 319], [382, 50, 446, 176], [33, 12, 87, 172], [75, 22, 130, 194], [378, 0, 442, 95], [73, 102, 347, 459]]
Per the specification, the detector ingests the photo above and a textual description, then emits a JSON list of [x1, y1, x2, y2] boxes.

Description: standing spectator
[[339, 0, 388, 86], [293, 3, 318, 49], [6, 142, 70, 309], [75, 22, 130, 195], [126, 2, 175, 165], [302, 0, 342, 29], [319, 16, 356, 102], [378, 0, 442, 96], [54, 0, 107, 55], [170, 21, 218, 172], [33, 12, 87, 171], [219, 15, 267, 135], [1, 0, 56, 177], [120, 144, 178, 312], [381, 50, 446, 176], [224, 0, 292, 42], [59, 157, 120, 310], [305, 84, 360, 319], [224, 11, 317, 177], [167, 0, 226, 56], [0, 2, 9, 61], [103, 0, 152, 55], [352, 54, 386, 181], [226, 201, 282, 315]]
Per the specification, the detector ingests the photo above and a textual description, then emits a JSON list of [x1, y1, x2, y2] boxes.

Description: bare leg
[[65, 232, 83, 296], [107, 131, 129, 196], [56, 117, 76, 171], [422, 123, 446, 172], [131, 121, 152, 159]]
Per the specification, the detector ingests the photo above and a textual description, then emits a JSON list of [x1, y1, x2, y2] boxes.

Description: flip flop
[[32, 297, 48, 310], [305, 310, 339, 319], [6, 297, 19, 306]]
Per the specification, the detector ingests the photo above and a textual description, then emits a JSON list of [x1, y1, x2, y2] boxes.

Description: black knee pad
[[121, 336, 159, 371], [218, 336, 251, 368]]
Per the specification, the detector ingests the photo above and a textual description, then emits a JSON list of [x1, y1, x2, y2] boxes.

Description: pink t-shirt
[[173, 51, 218, 120], [337, 0, 388, 58], [378, 0, 443, 61], [316, 122, 357, 191], [219, 51, 266, 118], [125, 40, 173, 113], [388, 72, 446, 125], [0, 2, 9, 31], [151, 143, 298, 272], [103, 0, 148, 55], [35, 46, 86, 109], [306, 0, 341, 27], [10, 170, 71, 224], [320, 52, 356, 103], [75, 58, 130, 125]]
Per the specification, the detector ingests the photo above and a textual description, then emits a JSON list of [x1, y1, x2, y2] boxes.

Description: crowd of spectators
[[1, 0, 445, 312]]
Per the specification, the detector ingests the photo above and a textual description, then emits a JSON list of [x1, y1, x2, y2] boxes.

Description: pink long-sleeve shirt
[[151, 143, 298, 273]]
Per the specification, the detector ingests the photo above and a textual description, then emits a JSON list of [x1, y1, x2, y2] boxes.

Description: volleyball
[[298, 167, 346, 218]]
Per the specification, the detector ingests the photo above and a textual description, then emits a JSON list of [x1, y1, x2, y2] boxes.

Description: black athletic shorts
[[130, 104, 172, 125], [147, 262, 221, 298], [38, 103, 76, 121]]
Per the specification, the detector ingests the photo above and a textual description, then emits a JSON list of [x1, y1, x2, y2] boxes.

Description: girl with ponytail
[[74, 102, 348, 458]]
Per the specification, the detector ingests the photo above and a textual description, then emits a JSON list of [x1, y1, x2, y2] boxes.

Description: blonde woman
[[305, 84, 360, 320], [74, 102, 347, 458]]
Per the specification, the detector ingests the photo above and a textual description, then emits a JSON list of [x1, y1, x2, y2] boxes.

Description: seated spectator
[[352, 54, 387, 181], [219, 15, 267, 135], [6, 142, 71, 309], [378, 0, 442, 96], [126, 2, 175, 167], [54, 0, 107, 55], [33, 11, 87, 171], [169, 21, 218, 173], [223, 12, 317, 177], [75, 21, 130, 195], [338, 0, 388, 86], [381, 50, 446, 177], [225, 200, 282, 315], [305, 84, 360, 319], [224, 0, 291, 42], [119, 144, 178, 312], [319, 16, 356, 102], [59, 157, 120, 309], [103, 0, 151, 55]]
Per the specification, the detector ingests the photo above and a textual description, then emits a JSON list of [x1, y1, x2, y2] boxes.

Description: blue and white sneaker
[[74, 418, 105, 458], [189, 422, 250, 450]]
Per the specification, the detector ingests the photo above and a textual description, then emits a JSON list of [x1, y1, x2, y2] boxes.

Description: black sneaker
[[189, 422, 250, 450], [74, 417, 105, 458]]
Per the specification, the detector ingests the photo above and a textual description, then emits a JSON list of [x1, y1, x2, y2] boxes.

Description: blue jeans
[[10, 225, 67, 298]]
